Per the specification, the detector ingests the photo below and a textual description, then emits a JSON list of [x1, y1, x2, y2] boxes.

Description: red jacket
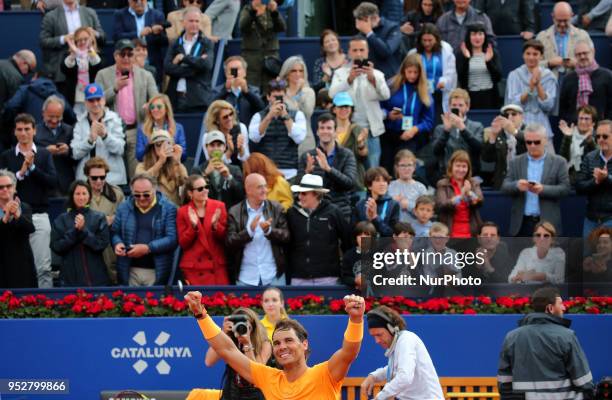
[[177, 199, 228, 284]]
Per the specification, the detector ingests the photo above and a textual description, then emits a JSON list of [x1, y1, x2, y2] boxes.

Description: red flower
[[477, 296, 492, 305], [463, 308, 477, 315], [0, 290, 13, 302], [134, 305, 146, 316], [64, 294, 78, 305], [147, 298, 159, 307], [496, 297, 514, 308], [44, 300, 54, 309], [8, 297, 21, 309], [123, 301, 135, 313], [329, 300, 344, 312], [112, 290, 124, 298], [145, 292, 155, 299], [586, 306, 601, 314], [172, 301, 186, 312], [228, 298, 241, 308], [103, 299, 116, 311]]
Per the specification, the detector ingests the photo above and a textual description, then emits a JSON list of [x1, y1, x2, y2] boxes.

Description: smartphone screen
[[230, 68, 238, 78], [451, 108, 460, 115]]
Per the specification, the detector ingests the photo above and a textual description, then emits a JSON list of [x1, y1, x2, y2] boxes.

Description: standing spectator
[[329, 36, 391, 168], [472, 221, 512, 282], [248, 79, 307, 180], [135, 130, 187, 206], [435, 0, 495, 51], [559, 40, 612, 124], [35, 96, 75, 195], [136, 94, 187, 162], [60, 26, 103, 115], [0, 114, 57, 288], [435, 150, 483, 238], [242, 153, 293, 210], [204, 0, 241, 39], [0, 50, 36, 118], [203, 100, 250, 167], [85, 157, 125, 284], [473, 0, 535, 38], [353, 2, 402, 79], [0, 169, 37, 289], [535, 2, 593, 78], [166, 0, 214, 43], [287, 174, 351, 285], [132, 37, 157, 78], [576, 119, 612, 236], [164, 6, 215, 113], [239, 0, 286, 92], [559, 105, 597, 183], [113, 0, 168, 84], [297, 113, 357, 220], [95, 39, 159, 179], [498, 287, 595, 398], [455, 22, 502, 109], [353, 167, 401, 237], [501, 123, 570, 237], [177, 174, 228, 285], [576, 0, 612, 32], [381, 53, 434, 173], [388, 150, 428, 223], [279, 56, 316, 156], [399, 0, 444, 56], [226, 173, 290, 285], [312, 30, 349, 94], [214, 55, 264, 127], [111, 173, 178, 286], [71, 83, 127, 186], [51, 180, 110, 287], [505, 40, 558, 147]]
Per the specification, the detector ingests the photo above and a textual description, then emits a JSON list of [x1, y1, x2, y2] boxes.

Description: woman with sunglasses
[[508, 221, 565, 284], [136, 94, 187, 162], [204, 100, 250, 167], [51, 180, 111, 287], [166, 0, 216, 43], [177, 174, 229, 285]]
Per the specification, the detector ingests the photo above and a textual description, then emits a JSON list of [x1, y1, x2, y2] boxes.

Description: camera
[[228, 315, 249, 337], [451, 108, 460, 116], [275, 95, 284, 103]]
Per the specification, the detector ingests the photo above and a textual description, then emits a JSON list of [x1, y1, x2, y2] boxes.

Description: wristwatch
[[242, 345, 252, 352]]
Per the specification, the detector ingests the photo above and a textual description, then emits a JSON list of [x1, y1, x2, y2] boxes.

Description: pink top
[[115, 69, 136, 125]]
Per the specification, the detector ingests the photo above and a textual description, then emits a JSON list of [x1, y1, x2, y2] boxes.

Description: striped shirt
[[468, 54, 493, 91]]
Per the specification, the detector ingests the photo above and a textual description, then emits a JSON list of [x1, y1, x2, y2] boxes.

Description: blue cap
[[333, 92, 354, 107], [84, 83, 104, 100]]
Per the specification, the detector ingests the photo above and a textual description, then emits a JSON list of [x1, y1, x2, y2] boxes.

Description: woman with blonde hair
[[242, 152, 292, 210], [203, 99, 250, 166], [260, 287, 288, 341], [136, 94, 187, 162], [381, 53, 434, 174]]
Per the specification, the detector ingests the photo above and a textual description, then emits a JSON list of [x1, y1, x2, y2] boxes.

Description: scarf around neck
[[575, 61, 599, 108]]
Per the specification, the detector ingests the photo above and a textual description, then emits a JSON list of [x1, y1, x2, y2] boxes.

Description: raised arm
[[328, 295, 365, 383]]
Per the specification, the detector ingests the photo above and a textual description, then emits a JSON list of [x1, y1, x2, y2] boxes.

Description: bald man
[[226, 173, 290, 286]]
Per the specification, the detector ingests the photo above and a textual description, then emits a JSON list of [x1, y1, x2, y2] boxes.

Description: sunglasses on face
[[133, 192, 151, 199], [119, 52, 134, 59], [534, 233, 551, 238], [192, 185, 208, 192], [596, 134, 609, 140], [525, 140, 541, 146], [0, 184, 13, 190], [149, 103, 165, 111], [504, 112, 518, 117], [89, 175, 106, 181], [220, 111, 234, 121]]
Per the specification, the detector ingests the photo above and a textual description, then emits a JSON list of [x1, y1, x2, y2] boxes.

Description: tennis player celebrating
[[184, 291, 365, 399]]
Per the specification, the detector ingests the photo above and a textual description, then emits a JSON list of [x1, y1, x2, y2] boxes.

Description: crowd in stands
[[0, 0, 611, 290]]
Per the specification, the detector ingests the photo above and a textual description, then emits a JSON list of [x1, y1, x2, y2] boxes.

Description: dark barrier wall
[[1, 315, 610, 398]]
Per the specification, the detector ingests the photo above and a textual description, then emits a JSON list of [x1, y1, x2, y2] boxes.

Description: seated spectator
[[412, 194, 436, 238], [435, 0, 495, 51], [353, 1, 402, 79], [248, 79, 307, 180], [242, 152, 293, 210], [203, 100, 250, 167], [576, 119, 612, 236], [239, 0, 286, 92], [583, 226, 612, 282], [111, 173, 178, 286], [85, 157, 125, 284], [455, 22, 502, 109], [399, 0, 444, 56], [329, 36, 391, 168], [176, 174, 228, 285], [312, 29, 349, 94], [388, 150, 428, 223], [381, 53, 434, 173], [279, 56, 316, 156], [473, 0, 535, 38], [505, 40, 558, 147], [51, 180, 110, 287], [353, 167, 400, 237], [71, 83, 127, 186], [260, 287, 289, 341], [471, 221, 512, 282], [559, 105, 597, 184], [0, 169, 37, 288], [132, 38, 157, 78], [35, 96, 75, 195], [432, 88, 483, 182], [204, 0, 241, 40], [298, 113, 357, 220], [435, 149, 483, 238], [135, 130, 187, 206], [421, 222, 462, 278], [340, 221, 377, 289], [408, 23, 457, 118], [535, 2, 593, 78], [508, 221, 565, 284], [113, 0, 168, 84], [501, 123, 570, 237], [0, 50, 37, 131], [214, 55, 265, 127], [192, 130, 245, 209], [0, 114, 57, 288], [226, 173, 290, 285], [287, 174, 351, 285], [136, 94, 187, 162], [166, 0, 214, 43], [164, 6, 215, 113], [559, 41, 612, 124], [60, 26, 103, 116], [575, 0, 612, 32]]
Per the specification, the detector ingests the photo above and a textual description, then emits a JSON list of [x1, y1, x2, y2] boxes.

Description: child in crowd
[[388, 150, 428, 223], [412, 195, 436, 237], [353, 167, 400, 237], [340, 221, 377, 290]]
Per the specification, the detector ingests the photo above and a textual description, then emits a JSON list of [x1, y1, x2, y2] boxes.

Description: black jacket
[[559, 67, 612, 124], [286, 199, 351, 280], [575, 148, 612, 222], [165, 32, 215, 111], [34, 122, 76, 195], [192, 161, 245, 209], [473, 0, 535, 35], [226, 199, 290, 282], [214, 84, 265, 127], [0, 58, 24, 116], [366, 17, 402, 79], [51, 207, 111, 287], [432, 119, 484, 178], [480, 127, 526, 189], [0, 201, 37, 288]]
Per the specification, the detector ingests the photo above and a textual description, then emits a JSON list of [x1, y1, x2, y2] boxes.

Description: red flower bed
[[0, 290, 610, 318]]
